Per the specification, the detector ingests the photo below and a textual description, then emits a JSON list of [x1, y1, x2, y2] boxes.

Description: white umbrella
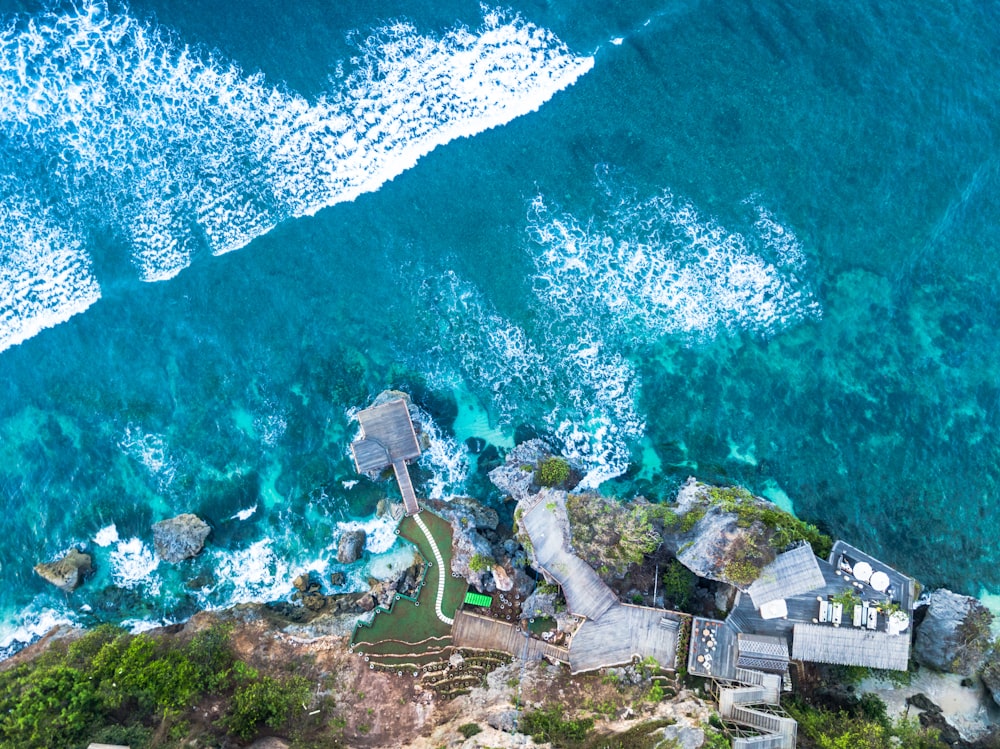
[[852, 561, 873, 583], [870, 571, 890, 592]]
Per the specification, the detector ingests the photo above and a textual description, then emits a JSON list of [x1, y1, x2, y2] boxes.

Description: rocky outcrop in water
[[33, 548, 93, 592], [336, 529, 367, 564], [152, 513, 211, 563], [913, 589, 995, 675], [487, 439, 553, 502]]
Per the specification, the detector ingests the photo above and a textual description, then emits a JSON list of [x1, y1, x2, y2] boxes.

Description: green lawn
[[351, 509, 468, 663]]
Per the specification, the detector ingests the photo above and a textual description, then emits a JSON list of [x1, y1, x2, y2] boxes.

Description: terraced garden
[[351, 509, 468, 671]]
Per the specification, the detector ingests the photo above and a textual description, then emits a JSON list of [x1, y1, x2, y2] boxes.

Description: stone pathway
[[414, 513, 454, 626]]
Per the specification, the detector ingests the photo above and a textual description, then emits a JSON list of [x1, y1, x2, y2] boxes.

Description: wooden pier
[[351, 397, 422, 516], [452, 610, 568, 664]]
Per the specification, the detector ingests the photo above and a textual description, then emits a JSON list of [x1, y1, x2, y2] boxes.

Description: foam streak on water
[[528, 185, 821, 342], [0, 1, 593, 351]]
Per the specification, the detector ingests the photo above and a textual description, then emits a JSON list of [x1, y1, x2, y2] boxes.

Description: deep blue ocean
[[0, 0, 998, 655]]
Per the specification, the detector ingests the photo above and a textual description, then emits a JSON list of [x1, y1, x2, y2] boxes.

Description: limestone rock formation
[[487, 438, 552, 502], [336, 529, 366, 564], [913, 589, 995, 675], [661, 478, 777, 588], [152, 514, 211, 563], [33, 548, 93, 592], [980, 651, 1000, 708]]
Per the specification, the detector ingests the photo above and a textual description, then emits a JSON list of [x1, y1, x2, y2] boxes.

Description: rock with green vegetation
[[564, 492, 660, 579], [33, 548, 93, 592], [660, 478, 832, 590], [981, 650, 1000, 708], [152, 513, 211, 563], [488, 438, 553, 501], [913, 588, 995, 675]]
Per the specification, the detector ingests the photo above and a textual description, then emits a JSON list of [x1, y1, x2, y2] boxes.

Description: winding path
[[414, 513, 454, 626]]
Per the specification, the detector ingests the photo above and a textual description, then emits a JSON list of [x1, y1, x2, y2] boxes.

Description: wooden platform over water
[[351, 398, 422, 516]]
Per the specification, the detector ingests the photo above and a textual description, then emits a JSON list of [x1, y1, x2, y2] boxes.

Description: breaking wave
[[0, 1, 593, 352], [528, 182, 821, 342]]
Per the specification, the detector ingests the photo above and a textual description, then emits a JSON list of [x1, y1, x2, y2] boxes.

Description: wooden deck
[[452, 610, 568, 663], [568, 604, 680, 674], [351, 398, 421, 472], [520, 493, 617, 621]]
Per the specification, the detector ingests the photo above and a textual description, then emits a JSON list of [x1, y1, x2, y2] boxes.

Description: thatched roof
[[791, 623, 910, 671], [748, 544, 825, 608]]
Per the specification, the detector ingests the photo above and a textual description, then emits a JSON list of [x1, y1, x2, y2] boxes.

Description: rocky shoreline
[[18, 436, 1000, 747]]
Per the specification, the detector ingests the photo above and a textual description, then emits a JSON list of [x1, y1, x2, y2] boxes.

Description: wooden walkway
[[520, 493, 617, 621], [393, 460, 420, 517], [452, 610, 568, 663]]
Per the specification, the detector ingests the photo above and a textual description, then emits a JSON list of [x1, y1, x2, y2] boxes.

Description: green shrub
[[519, 705, 594, 748], [468, 554, 494, 573], [536, 457, 570, 487], [458, 722, 482, 738], [661, 560, 698, 610], [223, 673, 310, 740]]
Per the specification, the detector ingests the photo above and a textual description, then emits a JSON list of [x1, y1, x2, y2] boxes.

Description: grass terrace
[[351, 509, 467, 668]]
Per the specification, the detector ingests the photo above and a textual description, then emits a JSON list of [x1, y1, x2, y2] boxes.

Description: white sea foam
[[118, 425, 177, 490], [0, 2, 592, 349], [109, 537, 161, 594], [201, 539, 293, 605], [229, 505, 258, 522], [528, 187, 821, 342], [420, 272, 643, 488], [411, 404, 470, 499], [0, 608, 74, 655], [0, 192, 101, 352], [93, 523, 119, 547], [336, 515, 399, 555]]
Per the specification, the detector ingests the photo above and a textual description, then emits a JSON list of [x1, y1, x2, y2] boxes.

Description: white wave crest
[[0, 193, 100, 352], [528, 189, 821, 341], [93, 523, 119, 547], [0, 1, 592, 350], [199, 539, 293, 606], [109, 537, 161, 594], [0, 608, 75, 654]]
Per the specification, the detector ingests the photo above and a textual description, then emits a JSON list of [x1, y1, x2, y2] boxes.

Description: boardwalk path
[[452, 610, 568, 663], [414, 512, 453, 626]]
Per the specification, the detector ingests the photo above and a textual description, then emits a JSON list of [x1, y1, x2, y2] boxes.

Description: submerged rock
[[336, 529, 366, 564], [152, 514, 211, 563], [33, 548, 93, 592], [914, 589, 994, 675]]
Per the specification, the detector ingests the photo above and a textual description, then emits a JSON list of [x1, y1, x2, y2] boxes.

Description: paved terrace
[[452, 610, 568, 663]]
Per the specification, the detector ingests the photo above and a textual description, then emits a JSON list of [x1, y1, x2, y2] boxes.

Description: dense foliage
[[566, 493, 661, 577], [518, 704, 595, 747], [535, 456, 571, 487], [0, 624, 311, 749], [786, 696, 949, 749], [707, 485, 833, 557]]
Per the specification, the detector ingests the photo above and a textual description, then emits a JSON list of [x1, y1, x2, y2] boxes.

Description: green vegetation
[[707, 484, 833, 557], [536, 456, 571, 487], [661, 559, 698, 610], [786, 696, 949, 749], [468, 553, 494, 573], [565, 494, 661, 577], [458, 722, 482, 738], [0, 624, 312, 749], [831, 589, 862, 610], [722, 536, 770, 586], [518, 705, 594, 747], [352, 510, 467, 667], [678, 506, 706, 533]]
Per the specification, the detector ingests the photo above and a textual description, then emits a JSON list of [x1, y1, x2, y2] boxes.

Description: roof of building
[[791, 622, 910, 671], [737, 633, 789, 674], [350, 398, 421, 473], [748, 544, 826, 609]]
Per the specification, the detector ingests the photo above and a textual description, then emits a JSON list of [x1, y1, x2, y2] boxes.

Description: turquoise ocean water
[[0, 0, 998, 654]]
